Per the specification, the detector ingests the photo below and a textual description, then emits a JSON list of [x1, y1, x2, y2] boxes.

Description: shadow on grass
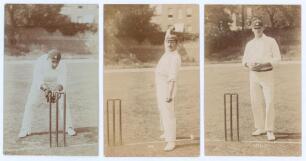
[[176, 142, 199, 149], [275, 132, 301, 140], [19, 127, 97, 136], [176, 136, 200, 140]]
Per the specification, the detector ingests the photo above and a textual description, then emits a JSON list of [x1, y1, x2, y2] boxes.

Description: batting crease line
[[104, 67, 199, 73], [205, 140, 301, 144], [125, 139, 200, 146], [6, 143, 98, 152]]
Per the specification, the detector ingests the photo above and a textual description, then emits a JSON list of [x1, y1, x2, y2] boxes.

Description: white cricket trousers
[[20, 89, 73, 133], [155, 74, 176, 142], [249, 70, 275, 131]]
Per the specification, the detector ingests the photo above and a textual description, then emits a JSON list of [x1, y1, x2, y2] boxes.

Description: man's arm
[[166, 81, 175, 103], [270, 38, 281, 66], [242, 42, 250, 68], [164, 26, 175, 47], [166, 55, 181, 103], [31, 57, 44, 91], [56, 61, 67, 91]]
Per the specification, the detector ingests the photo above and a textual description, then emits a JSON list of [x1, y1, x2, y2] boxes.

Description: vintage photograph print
[[104, 4, 200, 156], [3, 4, 99, 155], [204, 5, 301, 156]]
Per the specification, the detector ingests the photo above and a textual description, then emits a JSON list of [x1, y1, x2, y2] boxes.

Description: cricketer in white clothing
[[19, 49, 76, 138], [155, 27, 181, 151], [242, 18, 281, 141]]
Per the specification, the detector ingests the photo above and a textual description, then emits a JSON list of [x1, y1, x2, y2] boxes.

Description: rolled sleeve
[[168, 55, 181, 82]]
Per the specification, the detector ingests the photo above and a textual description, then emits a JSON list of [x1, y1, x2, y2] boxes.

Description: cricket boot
[[67, 127, 76, 136], [164, 141, 176, 151]]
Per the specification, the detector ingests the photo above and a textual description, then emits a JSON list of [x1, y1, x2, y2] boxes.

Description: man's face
[[166, 40, 178, 52], [50, 57, 60, 69], [252, 27, 264, 37]]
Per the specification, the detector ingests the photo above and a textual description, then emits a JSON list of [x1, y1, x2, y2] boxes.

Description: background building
[[60, 4, 98, 24], [150, 4, 199, 34]]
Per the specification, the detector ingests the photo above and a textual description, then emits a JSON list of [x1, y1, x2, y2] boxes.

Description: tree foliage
[[251, 5, 301, 29], [5, 4, 96, 47], [205, 5, 233, 34], [205, 5, 301, 61], [105, 4, 161, 44], [104, 5, 163, 64]]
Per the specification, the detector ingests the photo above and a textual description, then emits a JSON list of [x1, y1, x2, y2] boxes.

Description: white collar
[[254, 34, 266, 40], [165, 50, 178, 55]]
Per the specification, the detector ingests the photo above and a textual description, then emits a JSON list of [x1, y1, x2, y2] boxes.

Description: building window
[[186, 25, 192, 33], [154, 5, 162, 15], [178, 9, 183, 19], [186, 8, 192, 18], [168, 8, 174, 19]]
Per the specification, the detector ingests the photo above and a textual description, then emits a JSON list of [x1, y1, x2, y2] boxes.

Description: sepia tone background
[[204, 5, 301, 156], [3, 4, 99, 155], [104, 4, 200, 156]]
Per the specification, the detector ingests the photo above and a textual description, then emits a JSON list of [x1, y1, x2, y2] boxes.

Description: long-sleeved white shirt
[[30, 54, 67, 92], [242, 34, 281, 67], [155, 51, 181, 82]]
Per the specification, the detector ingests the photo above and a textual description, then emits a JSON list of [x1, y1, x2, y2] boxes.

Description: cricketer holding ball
[[19, 49, 76, 138], [242, 18, 281, 141]]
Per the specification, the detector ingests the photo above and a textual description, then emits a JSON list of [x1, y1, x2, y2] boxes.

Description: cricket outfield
[[205, 62, 301, 156], [104, 67, 200, 156]]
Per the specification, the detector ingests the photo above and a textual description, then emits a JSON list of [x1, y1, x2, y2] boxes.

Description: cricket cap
[[252, 18, 264, 29], [48, 49, 61, 61]]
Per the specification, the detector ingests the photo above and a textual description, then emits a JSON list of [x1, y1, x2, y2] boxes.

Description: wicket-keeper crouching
[[19, 49, 76, 138]]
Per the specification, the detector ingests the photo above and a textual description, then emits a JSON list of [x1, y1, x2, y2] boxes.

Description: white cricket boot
[[164, 141, 175, 151], [18, 130, 31, 138], [267, 131, 276, 141], [67, 127, 76, 136]]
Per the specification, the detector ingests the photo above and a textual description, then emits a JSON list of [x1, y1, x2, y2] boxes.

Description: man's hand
[[54, 84, 63, 92], [40, 84, 51, 97], [165, 97, 173, 103], [250, 63, 261, 71], [166, 26, 175, 35], [40, 83, 49, 92], [249, 63, 273, 72]]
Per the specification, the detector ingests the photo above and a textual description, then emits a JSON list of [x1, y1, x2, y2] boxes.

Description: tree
[[205, 5, 233, 33], [205, 5, 234, 57], [104, 5, 162, 63], [251, 5, 301, 29], [105, 5, 161, 44], [5, 4, 95, 48]]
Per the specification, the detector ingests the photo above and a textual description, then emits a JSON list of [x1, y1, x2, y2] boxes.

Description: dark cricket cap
[[166, 34, 178, 42], [252, 18, 264, 29], [48, 49, 61, 61]]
